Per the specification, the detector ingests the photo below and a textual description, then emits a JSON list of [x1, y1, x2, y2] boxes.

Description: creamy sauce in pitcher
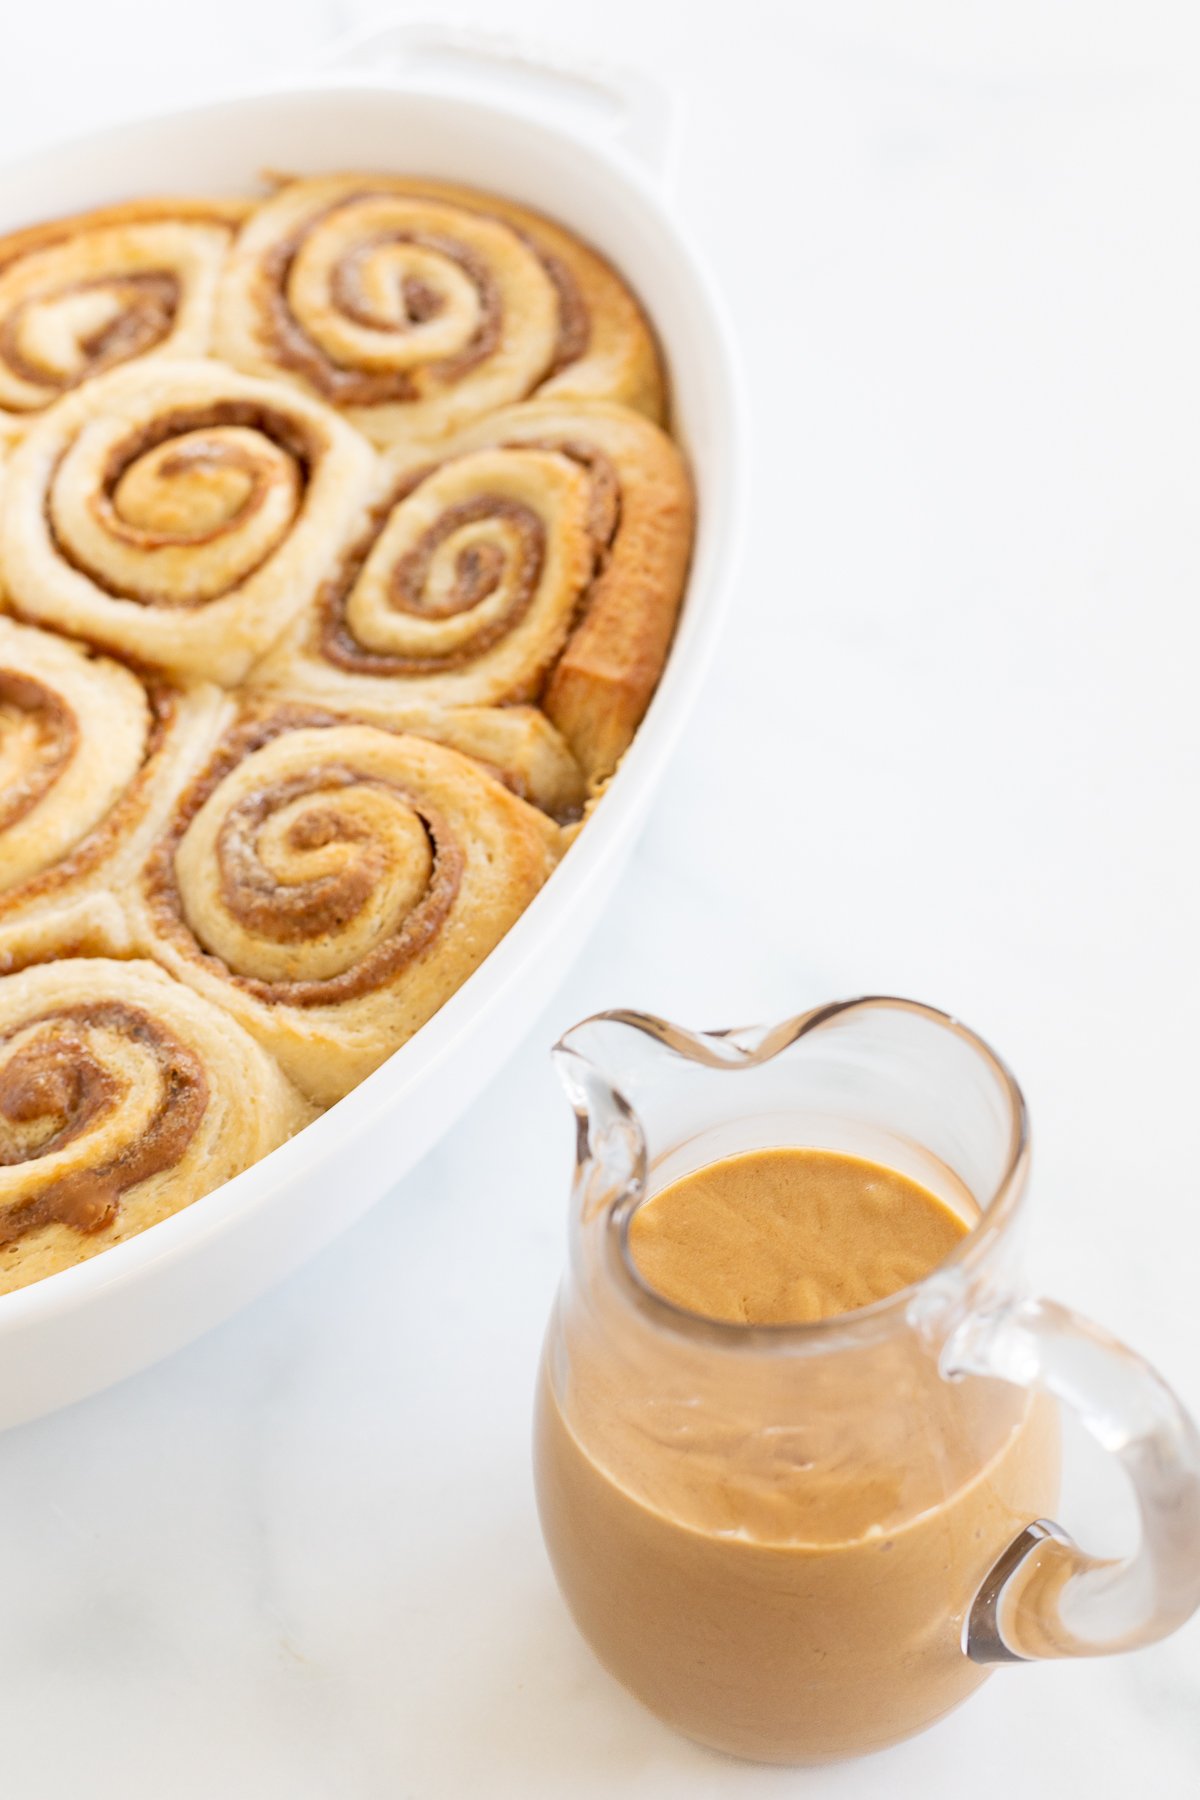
[[628, 1147, 969, 1323], [535, 1147, 1060, 1762]]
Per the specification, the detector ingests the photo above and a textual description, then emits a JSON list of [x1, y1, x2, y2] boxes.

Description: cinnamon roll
[[0, 613, 228, 930], [277, 699, 586, 821], [251, 397, 693, 781], [0, 197, 247, 423], [215, 175, 664, 447], [128, 707, 564, 1104], [0, 955, 313, 1296], [0, 357, 377, 684]]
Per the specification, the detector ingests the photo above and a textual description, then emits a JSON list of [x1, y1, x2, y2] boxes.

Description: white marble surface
[[2, 3, 1199, 1793]]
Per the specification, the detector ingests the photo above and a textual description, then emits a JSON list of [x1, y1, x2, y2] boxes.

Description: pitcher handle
[[940, 1296, 1200, 1662]]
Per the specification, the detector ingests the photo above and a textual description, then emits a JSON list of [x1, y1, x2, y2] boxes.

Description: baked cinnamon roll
[[128, 707, 564, 1104], [215, 175, 663, 446], [250, 398, 693, 781], [0, 357, 376, 683], [0, 614, 227, 931], [273, 698, 586, 821], [0, 955, 313, 1296], [0, 198, 247, 423]]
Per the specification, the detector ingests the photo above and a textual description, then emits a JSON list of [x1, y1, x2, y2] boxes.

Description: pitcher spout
[[551, 1006, 810, 1228], [551, 1001, 877, 1231]]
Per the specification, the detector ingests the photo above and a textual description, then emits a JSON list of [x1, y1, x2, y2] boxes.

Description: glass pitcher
[[533, 997, 1200, 1765]]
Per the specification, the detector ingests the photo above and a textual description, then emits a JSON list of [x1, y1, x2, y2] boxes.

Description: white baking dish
[[0, 23, 744, 1429]]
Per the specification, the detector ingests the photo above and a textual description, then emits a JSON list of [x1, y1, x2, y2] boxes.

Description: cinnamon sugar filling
[[143, 710, 465, 1007], [0, 1001, 208, 1243], [315, 442, 619, 680], [0, 271, 179, 394], [253, 190, 590, 405], [46, 402, 319, 607], [0, 671, 78, 833]]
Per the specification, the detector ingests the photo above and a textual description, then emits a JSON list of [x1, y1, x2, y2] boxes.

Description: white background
[[2, 2, 1199, 1794]]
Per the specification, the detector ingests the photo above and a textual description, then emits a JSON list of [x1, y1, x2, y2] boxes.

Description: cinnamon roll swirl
[[0, 614, 228, 930], [0, 955, 313, 1296], [251, 397, 693, 781], [278, 699, 586, 821], [215, 175, 663, 447], [0, 357, 377, 683], [0, 198, 247, 423], [128, 708, 564, 1104]]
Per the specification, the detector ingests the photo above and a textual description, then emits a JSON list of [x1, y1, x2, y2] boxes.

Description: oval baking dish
[[0, 30, 744, 1429]]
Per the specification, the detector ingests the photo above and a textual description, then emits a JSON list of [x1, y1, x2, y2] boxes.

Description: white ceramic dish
[[0, 23, 744, 1430]]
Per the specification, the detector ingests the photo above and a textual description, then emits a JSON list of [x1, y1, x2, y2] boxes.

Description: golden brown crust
[[125, 708, 564, 1103], [141, 705, 466, 1008], [0, 998, 208, 1242], [0, 666, 78, 832], [0, 614, 231, 929], [322, 176, 665, 421], [252, 397, 693, 781], [0, 358, 378, 683], [0, 681, 169, 913], [0, 196, 251, 273], [0, 198, 250, 418], [215, 175, 664, 446], [235, 686, 586, 821], [0, 955, 313, 1295], [530, 417, 694, 780]]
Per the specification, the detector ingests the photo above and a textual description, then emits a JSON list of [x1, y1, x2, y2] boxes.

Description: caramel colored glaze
[[142, 709, 465, 1007], [628, 1148, 968, 1325], [0, 671, 78, 834], [0, 1001, 207, 1244], [535, 1148, 1061, 1763]]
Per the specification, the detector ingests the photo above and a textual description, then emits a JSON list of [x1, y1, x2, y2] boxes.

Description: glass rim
[[598, 994, 1030, 1354]]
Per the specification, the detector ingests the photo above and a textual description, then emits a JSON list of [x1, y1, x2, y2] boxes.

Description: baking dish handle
[[311, 19, 679, 188]]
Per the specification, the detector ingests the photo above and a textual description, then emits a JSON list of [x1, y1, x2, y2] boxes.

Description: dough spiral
[[271, 699, 586, 822], [0, 197, 247, 422], [0, 613, 227, 932], [0, 955, 312, 1296], [252, 398, 693, 780], [0, 357, 377, 683], [129, 707, 564, 1103], [215, 175, 663, 446]]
